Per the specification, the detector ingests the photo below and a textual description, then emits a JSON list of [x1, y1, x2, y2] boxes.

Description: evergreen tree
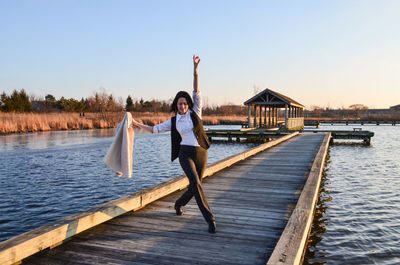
[[126, 95, 134, 111], [45, 94, 57, 111], [0, 92, 9, 112], [0, 89, 33, 112]]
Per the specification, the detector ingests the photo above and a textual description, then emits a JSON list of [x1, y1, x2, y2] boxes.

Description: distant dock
[[206, 128, 289, 143], [304, 128, 374, 145], [305, 119, 399, 126]]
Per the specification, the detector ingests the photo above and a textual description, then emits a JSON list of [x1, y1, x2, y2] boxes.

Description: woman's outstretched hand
[[193, 54, 200, 73], [131, 118, 154, 133]]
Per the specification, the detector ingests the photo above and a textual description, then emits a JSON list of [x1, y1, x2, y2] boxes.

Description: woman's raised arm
[[193, 54, 200, 93]]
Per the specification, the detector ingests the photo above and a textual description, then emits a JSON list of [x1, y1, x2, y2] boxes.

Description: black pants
[[175, 145, 215, 224]]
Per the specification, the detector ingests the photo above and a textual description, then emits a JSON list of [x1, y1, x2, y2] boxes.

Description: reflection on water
[[304, 154, 331, 265], [0, 127, 257, 242], [0, 129, 117, 151]]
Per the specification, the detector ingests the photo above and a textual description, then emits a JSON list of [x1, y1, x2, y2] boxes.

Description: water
[[0, 125, 256, 242], [304, 125, 400, 265]]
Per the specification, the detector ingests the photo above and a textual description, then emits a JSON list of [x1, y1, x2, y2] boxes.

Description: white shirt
[[153, 91, 202, 146]]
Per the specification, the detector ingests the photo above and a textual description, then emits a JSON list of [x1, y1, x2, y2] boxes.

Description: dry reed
[[0, 112, 247, 134]]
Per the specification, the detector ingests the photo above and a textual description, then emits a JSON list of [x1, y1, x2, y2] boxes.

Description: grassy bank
[[0, 112, 247, 134]]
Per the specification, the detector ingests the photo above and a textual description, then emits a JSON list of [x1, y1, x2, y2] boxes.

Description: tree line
[[0, 89, 247, 115], [3, 89, 395, 118], [305, 104, 400, 119]]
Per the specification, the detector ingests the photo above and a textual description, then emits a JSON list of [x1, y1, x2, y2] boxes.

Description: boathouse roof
[[243, 88, 304, 109], [390, 104, 400, 110]]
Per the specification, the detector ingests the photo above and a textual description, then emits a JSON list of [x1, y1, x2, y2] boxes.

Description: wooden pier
[[0, 132, 330, 265], [304, 128, 374, 145], [305, 119, 399, 126], [206, 127, 374, 145], [206, 128, 289, 143]]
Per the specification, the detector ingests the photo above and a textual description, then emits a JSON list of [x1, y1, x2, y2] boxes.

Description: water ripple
[[304, 125, 400, 265]]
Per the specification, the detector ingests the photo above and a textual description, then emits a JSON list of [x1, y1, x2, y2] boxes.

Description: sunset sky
[[1, 0, 399, 109]]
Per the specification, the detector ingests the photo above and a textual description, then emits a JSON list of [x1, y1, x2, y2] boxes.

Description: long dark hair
[[170, 91, 193, 113]]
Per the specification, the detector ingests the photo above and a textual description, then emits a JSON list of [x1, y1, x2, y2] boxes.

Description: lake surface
[[304, 125, 400, 265], [0, 125, 256, 242]]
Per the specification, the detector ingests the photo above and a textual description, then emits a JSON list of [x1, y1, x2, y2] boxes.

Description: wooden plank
[[63, 241, 261, 265], [145, 200, 286, 219], [204, 132, 299, 178], [104, 219, 281, 242], [74, 225, 276, 253], [103, 215, 278, 239], [110, 212, 285, 232], [267, 133, 331, 265]]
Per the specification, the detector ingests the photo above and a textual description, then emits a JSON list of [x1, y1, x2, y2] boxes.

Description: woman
[[132, 55, 216, 233]]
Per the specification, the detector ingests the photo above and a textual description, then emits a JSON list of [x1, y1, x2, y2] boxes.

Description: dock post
[[254, 105, 257, 128], [285, 104, 288, 130], [247, 105, 251, 128], [268, 107, 271, 127], [264, 106, 267, 127]]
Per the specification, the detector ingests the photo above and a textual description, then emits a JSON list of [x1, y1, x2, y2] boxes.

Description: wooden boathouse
[[244, 89, 305, 130], [205, 89, 307, 144], [0, 132, 330, 265]]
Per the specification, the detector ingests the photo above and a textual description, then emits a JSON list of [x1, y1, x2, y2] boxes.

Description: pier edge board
[[0, 132, 300, 265], [266, 132, 330, 265]]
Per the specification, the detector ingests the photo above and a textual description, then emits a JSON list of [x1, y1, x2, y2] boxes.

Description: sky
[[1, 0, 399, 109]]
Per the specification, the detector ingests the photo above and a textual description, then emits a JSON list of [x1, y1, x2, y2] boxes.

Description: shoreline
[[0, 112, 247, 135]]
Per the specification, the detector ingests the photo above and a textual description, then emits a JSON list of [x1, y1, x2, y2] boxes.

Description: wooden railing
[[286, 117, 304, 130], [267, 133, 331, 265]]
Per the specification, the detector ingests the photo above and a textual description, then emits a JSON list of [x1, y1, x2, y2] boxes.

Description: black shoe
[[208, 221, 216, 234], [174, 204, 183, 216]]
